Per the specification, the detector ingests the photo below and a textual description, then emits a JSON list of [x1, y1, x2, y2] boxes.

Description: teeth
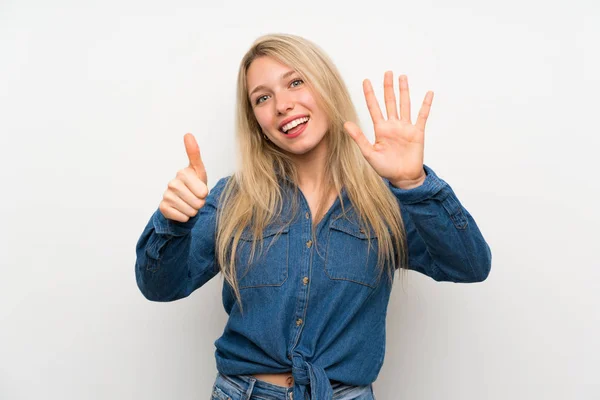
[[282, 117, 309, 133]]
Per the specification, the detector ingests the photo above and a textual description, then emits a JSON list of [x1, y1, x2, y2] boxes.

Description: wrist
[[390, 171, 426, 190]]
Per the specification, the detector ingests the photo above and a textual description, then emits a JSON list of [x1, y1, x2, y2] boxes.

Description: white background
[[1, 0, 598, 399]]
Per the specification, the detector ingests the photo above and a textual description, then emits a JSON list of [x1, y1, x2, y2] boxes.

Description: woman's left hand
[[344, 71, 434, 189]]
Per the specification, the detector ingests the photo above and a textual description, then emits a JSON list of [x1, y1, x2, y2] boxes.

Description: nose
[[275, 92, 294, 115]]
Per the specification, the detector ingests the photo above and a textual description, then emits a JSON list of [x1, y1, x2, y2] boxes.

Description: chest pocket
[[324, 214, 380, 289], [235, 224, 289, 289]]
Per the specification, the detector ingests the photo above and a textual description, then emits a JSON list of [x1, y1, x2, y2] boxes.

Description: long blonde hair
[[215, 33, 408, 312]]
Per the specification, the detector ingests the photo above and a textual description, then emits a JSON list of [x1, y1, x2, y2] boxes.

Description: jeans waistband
[[212, 371, 373, 400], [213, 372, 292, 399]]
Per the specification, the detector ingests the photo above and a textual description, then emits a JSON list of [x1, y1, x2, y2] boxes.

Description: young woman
[[135, 33, 492, 400]]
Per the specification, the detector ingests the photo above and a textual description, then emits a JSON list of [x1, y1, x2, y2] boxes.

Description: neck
[[291, 147, 328, 193]]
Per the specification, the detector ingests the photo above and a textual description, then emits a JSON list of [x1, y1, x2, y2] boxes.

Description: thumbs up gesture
[[159, 133, 209, 223]]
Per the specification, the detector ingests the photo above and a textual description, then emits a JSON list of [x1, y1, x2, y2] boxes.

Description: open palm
[[344, 71, 434, 188]]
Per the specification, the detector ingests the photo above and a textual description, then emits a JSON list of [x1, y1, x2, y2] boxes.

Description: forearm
[[135, 210, 198, 301], [389, 165, 492, 282]]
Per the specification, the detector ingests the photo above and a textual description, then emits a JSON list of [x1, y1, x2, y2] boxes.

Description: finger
[[415, 91, 434, 132], [383, 71, 398, 120], [184, 133, 208, 184], [343, 121, 373, 159], [180, 168, 209, 199], [159, 203, 190, 223], [167, 178, 205, 210], [164, 189, 200, 217], [363, 79, 384, 124], [399, 75, 411, 123]]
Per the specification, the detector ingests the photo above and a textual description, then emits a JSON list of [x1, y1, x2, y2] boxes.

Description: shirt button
[[302, 277, 309, 285], [306, 240, 312, 248], [305, 212, 309, 219], [288, 354, 292, 360], [296, 318, 303, 326]]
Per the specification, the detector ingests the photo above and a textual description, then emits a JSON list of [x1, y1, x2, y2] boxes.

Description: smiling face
[[246, 56, 330, 160]]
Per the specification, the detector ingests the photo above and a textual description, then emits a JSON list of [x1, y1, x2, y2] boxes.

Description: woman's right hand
[[159, 133, 209, 223]]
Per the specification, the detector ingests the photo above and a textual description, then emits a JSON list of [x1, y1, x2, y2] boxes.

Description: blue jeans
[[211, 372, 375, 400]]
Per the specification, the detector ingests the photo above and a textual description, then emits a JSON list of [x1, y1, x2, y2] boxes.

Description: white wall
[[1, 0, 598, 399]]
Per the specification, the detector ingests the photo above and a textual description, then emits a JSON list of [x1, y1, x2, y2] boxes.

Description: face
[[246, 56, 329, 160]]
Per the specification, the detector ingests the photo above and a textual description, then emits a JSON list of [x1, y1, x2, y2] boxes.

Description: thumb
[[343, 122, 373, 159], [183, 133, 208, 184]]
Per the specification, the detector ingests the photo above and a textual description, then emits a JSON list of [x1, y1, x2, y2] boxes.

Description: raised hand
[[159, 133, 209, 222], [344, 71, 434, 189]]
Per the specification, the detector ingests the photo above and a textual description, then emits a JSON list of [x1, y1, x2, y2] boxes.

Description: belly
[[252, 372, 294, 388]]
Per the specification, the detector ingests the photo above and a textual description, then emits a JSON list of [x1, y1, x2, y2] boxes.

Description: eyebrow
[[249, 70, 298, 98]]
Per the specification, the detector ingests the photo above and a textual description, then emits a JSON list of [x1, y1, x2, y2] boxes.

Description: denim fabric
[[211, 372, 374, 400], [135, 164, 492, 400]]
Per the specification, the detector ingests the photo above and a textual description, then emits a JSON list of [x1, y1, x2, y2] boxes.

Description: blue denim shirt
[[135, 164, 492, 400]]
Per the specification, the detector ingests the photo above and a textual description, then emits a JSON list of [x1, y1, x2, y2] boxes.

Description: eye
[[253, 79, 303, 106], [255, 95, 269, 105]]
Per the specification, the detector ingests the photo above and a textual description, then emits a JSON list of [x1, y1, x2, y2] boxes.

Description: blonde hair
[[215, 33, 408, 313]]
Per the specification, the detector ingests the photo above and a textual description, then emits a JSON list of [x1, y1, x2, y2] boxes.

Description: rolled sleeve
[[387, 165, 492, 283], [134, 176, 230, 301]]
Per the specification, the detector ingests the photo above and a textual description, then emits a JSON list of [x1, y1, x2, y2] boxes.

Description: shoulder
[[211, 176, 232, 193], [204, 176, 234, 208]]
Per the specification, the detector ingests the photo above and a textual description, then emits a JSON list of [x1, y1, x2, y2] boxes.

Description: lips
[[281, 118, 308, 138], [278, 115, 309, 131]]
